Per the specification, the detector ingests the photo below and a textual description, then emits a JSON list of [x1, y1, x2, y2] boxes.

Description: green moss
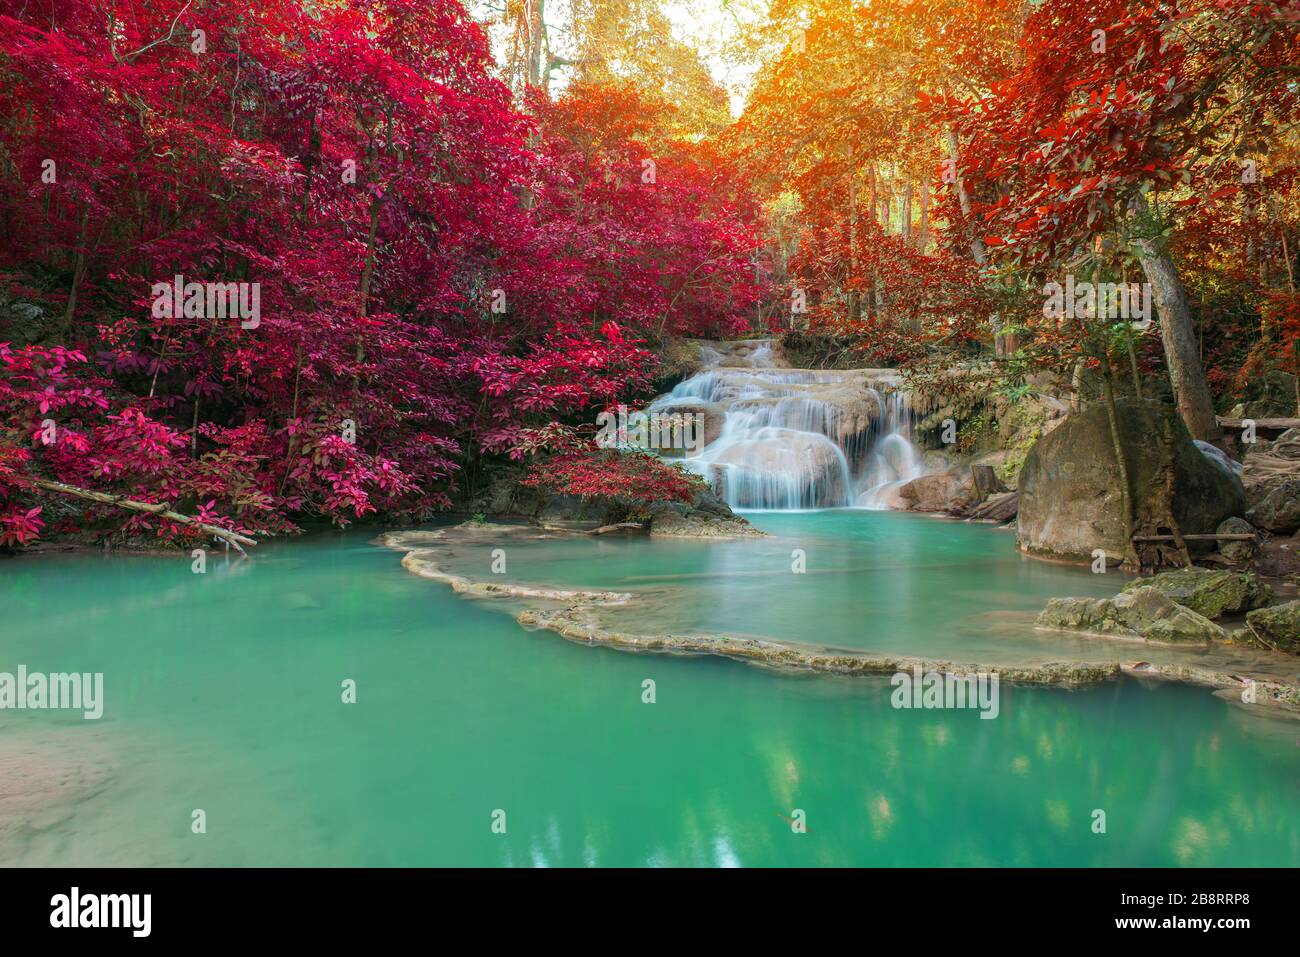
[[1245, 600, 1300, 653], [1121, 569, 1274, 620]]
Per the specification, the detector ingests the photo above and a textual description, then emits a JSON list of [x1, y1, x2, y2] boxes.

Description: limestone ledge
[[517, 605, 1119, 686], [379, 526, 1300, 712], [379, 528, 631, 605]]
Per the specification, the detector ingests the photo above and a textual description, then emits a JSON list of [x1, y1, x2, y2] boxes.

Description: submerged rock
[[1037, 586, 1227, 643], [1017, 400, 1247, 565], [0, 730, 114, 862], [1245, 600, 1300, 653], [1120, 568, 1273, 620]]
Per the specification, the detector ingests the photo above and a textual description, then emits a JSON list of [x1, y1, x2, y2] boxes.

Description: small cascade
[[649, 339, 928, 510], [856, 391, 926, 510]]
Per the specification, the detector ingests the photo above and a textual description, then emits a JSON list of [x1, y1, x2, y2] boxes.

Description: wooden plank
[[1216, 417, 1300, 430]]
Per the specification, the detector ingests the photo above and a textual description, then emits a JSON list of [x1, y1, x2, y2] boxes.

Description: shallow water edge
[[378, 524, 1300, 714]]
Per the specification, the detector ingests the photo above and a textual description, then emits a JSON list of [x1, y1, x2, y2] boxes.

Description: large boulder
[[896, 467, 977, 513], [1120, 568, 1273, 620], [1037, 587, 1227, 643], [1246, 477, 1300, 534], [1017, 400, 1247, 564], [1245, 600, 1300, 653]]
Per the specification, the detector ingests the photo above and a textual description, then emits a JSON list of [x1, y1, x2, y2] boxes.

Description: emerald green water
[[1, 511, 1297, 867]]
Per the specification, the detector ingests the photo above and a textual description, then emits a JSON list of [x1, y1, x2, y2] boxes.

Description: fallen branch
[[591, 522, 648, 535], [538, 521, 647, 536], [1245, 620, 1280, 654], [29, 478, 256, 554]]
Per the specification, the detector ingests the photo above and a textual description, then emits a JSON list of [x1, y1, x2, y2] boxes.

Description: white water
[[650, 339, 927, 510]]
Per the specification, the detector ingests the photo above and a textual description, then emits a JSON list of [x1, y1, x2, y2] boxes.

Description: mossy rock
[[1217, 517, 1257, 563], [1121, 568, 1273, 620], [1037, 586, 1227, 644], [1245, 600, 1300, 654]]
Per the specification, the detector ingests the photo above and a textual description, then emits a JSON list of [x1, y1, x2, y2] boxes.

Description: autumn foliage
[[733, 0, 1299, 428], [0, 0, 766, 545], [3, 0, 1299, 547]]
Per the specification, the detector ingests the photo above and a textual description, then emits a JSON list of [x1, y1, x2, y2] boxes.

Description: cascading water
[[649, 339, 928, 510]]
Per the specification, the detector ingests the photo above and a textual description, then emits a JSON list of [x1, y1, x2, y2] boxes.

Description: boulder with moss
[[1216, 517, 1257, 563], [1037, 586, 1227, 643], [1120, 568, 1272, 619], [1244, 600, 1300, 653], [1017, 399, 1247, 565]]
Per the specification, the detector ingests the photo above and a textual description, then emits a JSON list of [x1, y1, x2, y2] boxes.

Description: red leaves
[[520, 448, 705, 506], [527, 81, 767, 341], [0, 504, 43, 547], [0, 2, 772, 547]]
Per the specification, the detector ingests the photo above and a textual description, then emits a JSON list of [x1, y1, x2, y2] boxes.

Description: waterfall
[[649, 339, 928, 510]]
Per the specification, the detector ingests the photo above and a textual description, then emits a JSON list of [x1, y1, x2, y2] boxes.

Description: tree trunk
[[356, 192, 382, 374], [847, 166, 860, 323], [1098, 353, 1139, 568], [61, 206, 90, 335], [902, 182, 912, 244], [1122, 269, 1143, 400], [917, 179, 929, 252], [1129, 193, 1220, 442], [300, 109, 319, 226], [527, 0, 545, 87], [359, 195, 381, 315], [945, 127, 986, 266]]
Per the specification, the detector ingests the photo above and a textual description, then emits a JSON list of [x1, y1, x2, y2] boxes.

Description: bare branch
[[123, 0, 192, 62]]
